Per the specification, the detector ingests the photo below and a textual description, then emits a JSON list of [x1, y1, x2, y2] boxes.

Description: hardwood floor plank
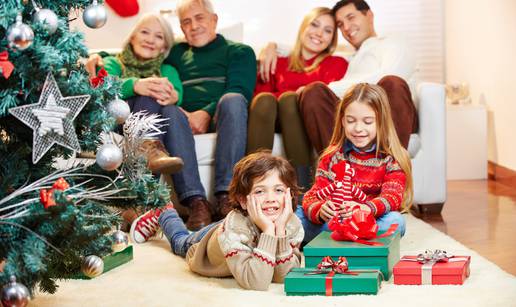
[[415, 179, 516, 276]]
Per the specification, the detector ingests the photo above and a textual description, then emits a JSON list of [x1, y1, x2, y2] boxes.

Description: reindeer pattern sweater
[[303, 148, 406, 224]]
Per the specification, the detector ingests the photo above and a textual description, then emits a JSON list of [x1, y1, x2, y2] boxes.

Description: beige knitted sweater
[[185, 210, 304, 291]]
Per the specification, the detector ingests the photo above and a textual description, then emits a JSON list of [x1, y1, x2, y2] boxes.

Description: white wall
[[445, 0, 516, 171], [72, 0, 444, 82]]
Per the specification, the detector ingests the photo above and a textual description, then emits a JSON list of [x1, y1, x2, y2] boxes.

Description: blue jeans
[[128, 94, 248, 202], [159, 208, 222, 257], [294, 206, 406, 245]]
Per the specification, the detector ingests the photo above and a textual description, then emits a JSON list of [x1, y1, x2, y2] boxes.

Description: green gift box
[[303, 231, 400, 280], [73, 245, 133, 280], [284, 267, 382, 296]]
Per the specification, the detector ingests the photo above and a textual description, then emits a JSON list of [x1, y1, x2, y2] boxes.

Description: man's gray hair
[[177, 0, 215, 18]]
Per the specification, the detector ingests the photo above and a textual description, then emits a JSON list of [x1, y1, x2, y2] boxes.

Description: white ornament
[[81, 255, 104, 278], [96, 143, 123, 171], [7, 13, 34, 50], [107, 98, 131, 124], [9, 73, 90, 163], [111, 230, 129, 253], [82, 0, 107, 29], [33, 8, 59, 34]]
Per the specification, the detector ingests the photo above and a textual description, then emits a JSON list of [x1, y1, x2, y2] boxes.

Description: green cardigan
[[166, 34, 256, 117], [103, 56, 184, 105]]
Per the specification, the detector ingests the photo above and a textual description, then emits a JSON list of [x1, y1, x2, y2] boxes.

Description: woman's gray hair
[[177, 0, 215, 19], [123, 13, 175, 58]]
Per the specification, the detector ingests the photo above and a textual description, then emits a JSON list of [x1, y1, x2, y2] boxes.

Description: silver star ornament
[[9, 73, 90, 163]]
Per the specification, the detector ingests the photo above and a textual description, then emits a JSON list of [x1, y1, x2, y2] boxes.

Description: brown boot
[[214, 192, 233, 220], [140, 139, 184, 174], [185, 197, 213, 231]]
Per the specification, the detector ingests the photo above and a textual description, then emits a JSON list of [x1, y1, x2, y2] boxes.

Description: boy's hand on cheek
[[246, 195, 275, 236], [274, 188, 293, 236]]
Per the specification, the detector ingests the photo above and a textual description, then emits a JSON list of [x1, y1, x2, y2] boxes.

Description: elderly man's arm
[[224, 44, 257, 103]]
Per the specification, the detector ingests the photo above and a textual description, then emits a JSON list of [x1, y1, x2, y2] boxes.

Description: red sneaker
[[130, 208, 162, 244]]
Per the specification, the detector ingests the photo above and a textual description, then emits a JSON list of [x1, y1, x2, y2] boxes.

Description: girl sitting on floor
[[130, 151, 304, 291], [298, 83, 413, 245]]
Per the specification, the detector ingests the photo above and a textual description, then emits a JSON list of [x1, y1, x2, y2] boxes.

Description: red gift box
[[393, 251, 470, 285]]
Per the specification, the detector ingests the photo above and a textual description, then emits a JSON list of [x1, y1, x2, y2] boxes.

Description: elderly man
[[88, 0, 256, 231], [260, 0, 418, 152], [162, 0, 256, 231]]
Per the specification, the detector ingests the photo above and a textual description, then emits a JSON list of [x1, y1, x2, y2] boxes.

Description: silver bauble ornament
[[7, 14, 34, 50], [81, 255, 104, 278], [33, 8, 59, 34], [82, 0, 107, 29], [111, 230, 129, 253], [96, 143, 123, 171], [107, 98, 131, 124], [1, 276, 30, 307]]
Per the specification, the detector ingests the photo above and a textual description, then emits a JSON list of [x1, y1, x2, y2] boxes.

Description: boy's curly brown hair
[[227, 151, 300, 214]]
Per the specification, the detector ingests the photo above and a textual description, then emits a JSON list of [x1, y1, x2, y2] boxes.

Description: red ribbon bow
[[90, 67, 108, 88], [328, 206, 397, 245], [39, 178, 70, 209], [305, 256, 357, 296], [0, 51, 14, 79]]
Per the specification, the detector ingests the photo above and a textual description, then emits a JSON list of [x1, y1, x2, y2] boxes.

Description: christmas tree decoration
[[39, 177, 70, 209], [111, 230, 129, 253], [7, 13, 34, 50], [0, 276, 30, 307], [96, 142, 123, 171], [32, 2, 59, 35], [105, 0, 140, 17], [81, 255, 104, 278], [8, 73, 90, 163], [0, 51, 15, 79], [90, 67, 107, 88], [107, 97, 131, 124], [82, 0, 108, 29]]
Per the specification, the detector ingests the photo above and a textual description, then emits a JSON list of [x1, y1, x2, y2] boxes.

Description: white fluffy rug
[[33, 215, 516, 307]]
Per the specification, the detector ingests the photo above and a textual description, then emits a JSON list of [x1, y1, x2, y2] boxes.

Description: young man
[[260, 0, 418, 152]]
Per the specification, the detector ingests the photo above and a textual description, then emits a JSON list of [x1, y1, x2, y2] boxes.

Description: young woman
[[129, 151, 304, 291], [247, 7, 348, 190], [299, 83, 412, 245], [103, 14, 183, 174]]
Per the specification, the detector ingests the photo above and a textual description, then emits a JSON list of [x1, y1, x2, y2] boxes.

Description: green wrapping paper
[[303, 231, 400, 280], [284, 267, 382, 296]]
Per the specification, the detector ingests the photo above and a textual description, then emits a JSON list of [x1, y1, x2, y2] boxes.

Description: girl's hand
[[274, 188, 293, 236], [338, 201, 372, 218], [295, 86, 305, 95], [318, 200, 339, 223], [246, 195, 275, 236]]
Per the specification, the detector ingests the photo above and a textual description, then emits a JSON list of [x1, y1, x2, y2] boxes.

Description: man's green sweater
[[166, 34, 256, 117]]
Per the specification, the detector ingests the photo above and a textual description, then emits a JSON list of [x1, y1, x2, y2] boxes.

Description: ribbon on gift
[[40, 178, 70, 209], [304, 256, 383, 296], [400, 249, 470, 285], [328, 206, 398, 245], [90, 67, 108, 88], [0, 51, 14, 79]]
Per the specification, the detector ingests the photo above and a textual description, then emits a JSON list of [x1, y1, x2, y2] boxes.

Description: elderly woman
[[103, 13, 184, 174]]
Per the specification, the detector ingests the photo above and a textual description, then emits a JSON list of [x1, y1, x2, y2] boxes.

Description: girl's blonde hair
[[322, 83, 413, 211], [123, 14, 175, 57], [289, 7, 338, 73]]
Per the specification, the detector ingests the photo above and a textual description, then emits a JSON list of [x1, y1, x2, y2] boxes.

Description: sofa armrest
[[413, 82, 447, 204]]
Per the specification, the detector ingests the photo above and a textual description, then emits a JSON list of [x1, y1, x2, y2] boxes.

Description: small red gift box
[[393, 250, 470, 285]]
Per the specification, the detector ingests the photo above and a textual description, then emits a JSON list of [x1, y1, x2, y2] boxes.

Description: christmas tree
[[0, 0, 170, 296]]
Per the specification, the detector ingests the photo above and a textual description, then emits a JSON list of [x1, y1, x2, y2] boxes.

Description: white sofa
[[193, 82, 447, 212]]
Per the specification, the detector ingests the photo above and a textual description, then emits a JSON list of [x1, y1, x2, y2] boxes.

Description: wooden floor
[[416, 179, 516, 276]]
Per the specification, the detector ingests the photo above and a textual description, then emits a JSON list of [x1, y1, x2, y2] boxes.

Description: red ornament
[[39, 177, 69, 209], [105, 0, 139, 17], [0, 51, 14, 79], [90, 67, 108, 88]]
